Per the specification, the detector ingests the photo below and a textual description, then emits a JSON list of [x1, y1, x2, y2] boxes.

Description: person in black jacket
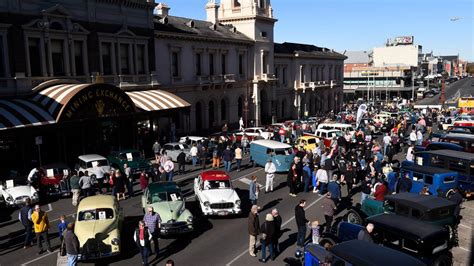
[[134, 220, 152, 266], [64, 223, 79, 266], [295, 199, 308, 247], [19, 198, 33, 248], [177, 150, 186, 175], [396, 173, 412, 193], [259, 213, 276, 263], [248, 205, 260, 257], [271, 209, 282, 255]]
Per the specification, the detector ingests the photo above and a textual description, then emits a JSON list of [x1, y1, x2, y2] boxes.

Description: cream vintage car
[[75, 195, 123, 260]]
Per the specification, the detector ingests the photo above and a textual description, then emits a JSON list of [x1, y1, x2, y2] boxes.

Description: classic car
[[141, 182, 193, 235], [107, 149, 153, 175], [250, 140, 295, 172], [161, 143, 192, 163], [194, 171, 241, 216], [0, 180, 39, 207], [178, 136, 208, 145], [77, 154, 111, 175], [75, 195, 123, 260], [37, 163, 71, 197], [231, 127, 273, 142], [304, 128, 342, 148], [295, 136, 319, 152]]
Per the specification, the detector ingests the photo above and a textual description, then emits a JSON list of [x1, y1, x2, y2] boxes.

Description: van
[[249, 140, 295, 172]]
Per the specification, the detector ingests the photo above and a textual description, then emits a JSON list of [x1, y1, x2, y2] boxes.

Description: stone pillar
[[253, 82, 260, 126]]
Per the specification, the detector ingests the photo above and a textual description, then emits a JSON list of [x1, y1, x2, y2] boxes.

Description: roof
[[251, 139, 292, 149], [343, 51, 371, 64], [298, 136, 317, 140], [147, 182, 180, 194], [367, 214, 448, 240], [274, 42, 347, 60], [402, 163, 457, 175], [78, 154, 107, 162], [329, 240, 425, 266], [385, 193, 457, 211], [417, 149, 474, 160], [200, 171, 231, 181], [78, 195, 117, 210]]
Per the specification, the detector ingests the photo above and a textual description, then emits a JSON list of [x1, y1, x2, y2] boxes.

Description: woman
[[109, 170, 116, 196], [287, 163, 298, 197], [139, 172, 149, 191], [114, 170, 126, 201], [133, 221, 152, 266], [259, 213, 275, 263]]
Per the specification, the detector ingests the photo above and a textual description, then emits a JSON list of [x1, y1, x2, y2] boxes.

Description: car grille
[[161, 221, 189, 234], [210, 202, 234, 209], [14, 196, 30, 205]]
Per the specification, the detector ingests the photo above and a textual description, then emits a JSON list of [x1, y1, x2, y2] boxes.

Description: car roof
[[200, 170, 231, 181], [78, 195, 117, 210], [385, 193, 457, 211], [147, 182, 180, 194], [443, 133, 474, 140], [367, 214, 448, 240], [417, 149, 474, 160], [42, 163, 69, 169], [251, 139, 292, 149], [402, 163, 457, 175], [318, 123, 353, 127], [164, 142, 186, 146], [328, 240, 425, 266], [180, 136, 206, 141], [78, 154, 107, 162]]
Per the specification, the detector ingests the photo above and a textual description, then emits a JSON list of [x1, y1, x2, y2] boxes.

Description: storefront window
[[172, 51, 179, 77]]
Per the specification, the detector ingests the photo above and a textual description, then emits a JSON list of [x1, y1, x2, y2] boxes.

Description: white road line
[[21, 250, 58, 265], [459, 223, 472, 230], [50, 212, 75, 223], [225, 195, 324, 266], [46, 203, 53, 212], [239, 177, 264, 189], [457, 246, 471, 252]]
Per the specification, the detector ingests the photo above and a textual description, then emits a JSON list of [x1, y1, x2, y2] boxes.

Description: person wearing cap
[[259, 213, 276, 263], [248, 205, 260, 257], [264, 158, 276, 193]]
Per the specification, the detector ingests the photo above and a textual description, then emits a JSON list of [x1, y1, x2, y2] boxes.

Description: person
[[360, 175, 372, 204], [115, 170, 126, 201], [249, 175, 259, 205], [409, 130, 417, 146], [295, 199, 308, 247], [222, 123, 228, 138], [309, 220, 320, 244], [383, 133, 391, 156], [312, 166, 319, 193], [177, 150, 186, 175], [235, 145, 243, 172], [19, 198, 33, 249], [241, 134, 249, 154], [374, 181, 388, 201], [31, 205, 52, 254], [416, 129, 423, 146], [69, 171, 80, 206], [164, 156, 174, 181], [143, 206, 161, 255], [264, 159, 276, 193], [165, 260, 175, 266], [271, 209, 282, 255], [200, 147, 208, 170], [58, 215, 69, 243], [133, 220, 152, 266], [64, 223, 79, 266], [222, 146, 234, 172], [139, 171, 149, 191], [248, 205, 260, 257], [397, 173, 412, 193], [190, 143, 198, 167], [239, 117, 245, 131], [327, 174, 340, 204], [157, 166, 167, 182], [315, 167, 329, 195], [259, 213, 275, 263], [448, 188, 463, 220], [322, 193, 336, 232], [109, 170, 116, 196], [357, 223, 374, 243], [79, 172, 93, 198], [152, 141, 161, 163], [93, 162, 106, 194], [124, 163, 134, 198], [302, 162, 312, 193], [288, 163, 298, 197], [406, 145, 415, 162], [420, 185, 431, 195]]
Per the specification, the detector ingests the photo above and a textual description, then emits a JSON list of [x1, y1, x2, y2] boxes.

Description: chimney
[[155, 2, 170, 16], [206, 0, 219, 24]]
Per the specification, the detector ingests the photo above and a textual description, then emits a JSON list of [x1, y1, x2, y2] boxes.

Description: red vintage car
[[454, 115, 474, 127], [37, 163, 71, 197]]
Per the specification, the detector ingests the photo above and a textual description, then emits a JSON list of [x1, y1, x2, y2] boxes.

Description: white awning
[[126, 90, 190, 111]]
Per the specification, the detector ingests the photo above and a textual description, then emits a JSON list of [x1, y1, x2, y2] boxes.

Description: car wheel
[[318, 237, 336, 249], [432, 253, 452, 266], [445, 189, 455, 198], [345, 210, 363, 225]]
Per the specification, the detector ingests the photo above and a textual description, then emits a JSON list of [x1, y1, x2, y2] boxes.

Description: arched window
[[220, 99, 227, 122], [195, 102, 202, 130]]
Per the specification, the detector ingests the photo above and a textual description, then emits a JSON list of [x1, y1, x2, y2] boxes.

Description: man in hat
[[264, 158, 276, 193]]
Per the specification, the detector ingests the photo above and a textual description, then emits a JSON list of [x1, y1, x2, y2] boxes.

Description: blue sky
[[158, 0, 474, 61]]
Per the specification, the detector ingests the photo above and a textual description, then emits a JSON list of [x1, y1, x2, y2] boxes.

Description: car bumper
[[78, 251, 120, 261], [202, 208, 241, 216], [5, 197, 39, 207], [160, 223, 193, 235]]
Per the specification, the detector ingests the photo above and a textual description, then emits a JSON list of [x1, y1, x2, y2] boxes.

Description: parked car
[[0, 180, 39, 207], [305, 129, 342, 147], [77, 154, 111, 175], [107, 149, 153, 175], [317, 123, 355, 134], [141, 182, 193, 235], [249, 140, 295, 172], [161, 143, 192, 163], [179, 136, 208, 146], [75, 195, 123, 260], [37, 163, 71, 197], [194, 171, 241, 216], [294, 136, 319, 152], [232, 127, 273, 142], [453, 115, 474, 127]]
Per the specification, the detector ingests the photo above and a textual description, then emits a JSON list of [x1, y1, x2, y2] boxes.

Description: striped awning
[[126, 90, 190, 111], [0, 99, 55, 130]]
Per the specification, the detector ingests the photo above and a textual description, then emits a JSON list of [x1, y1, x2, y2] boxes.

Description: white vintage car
[[194, 171, 241, 216], [0, 180, 39, 207]]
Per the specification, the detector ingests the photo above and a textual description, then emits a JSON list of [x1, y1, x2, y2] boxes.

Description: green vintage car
[[141, 182, 193, 235], [108, 149, 153, 176]]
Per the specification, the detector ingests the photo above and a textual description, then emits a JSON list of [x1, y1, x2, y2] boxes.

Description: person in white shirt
[[93, 162, 107, 194], [163, 156, 174, 181], [190, 144, 198, 167], [406, 145, 415, 162], [409, 130, 417, 146], [264, 159, 276, 193], [239, 117, 244, 131], [416, 130, 423, 146], [316, 168, 329, 195], [383, 133, 392, 156]]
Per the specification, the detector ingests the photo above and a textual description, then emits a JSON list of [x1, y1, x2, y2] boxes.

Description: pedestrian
[[239, 117, 244, 131], [248, 205, 260, 257], [200, 147, 208, 170], [58, 215, 68, 243], [327, 174, 341, 204], [69, 171, 80, 206], [383, 133, 391, 156], [115, 170, 126, 201], [109, 170, 116, 196], [79, 172, 93, 198], [177, 149, 186, 175], [396, 173, 412, 193], [64, 223, 79, 266], [164, 156, 174, 181], [159, 151, 167, 167], [222, 146, 234, 172], [143, 206, 161, 255], [374, 180, 388, 201], [18, 198, 33, 249], [158, 166, 167, 182], [295, 199, 308, 247], [139, 171, 149, 191], [360, 175, 372, 204], [322, 193, 336, 232], [271, 209, 282, 255], [315, 167, 329, 195], [309, 220, 320, 244], [357, 223, 374, 243], [222, 123, 228, 138], [302, 162, 312, 193], [133, 220, 152, 266], [416, 129, 423, 146], [235, 145, 243, 172], [152, 141, 161, 163], [264, 159, 276, 193], [124, 164, 134, 198], [448, 188, 463, 221], [93, 162, 107, 194], [287, 163, 298, 197], [190, 143, 198, 167], [249, 175, 259, 205], [31, 205, 52, 254], [241, 134, 249, 154], [166, 260, 175, 266], [406, 145, 415, 162], [259, 213, 275, 263]]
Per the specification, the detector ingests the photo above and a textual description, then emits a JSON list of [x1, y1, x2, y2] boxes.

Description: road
[[0, 156, 472, 266], [417, 77, 474, 105]]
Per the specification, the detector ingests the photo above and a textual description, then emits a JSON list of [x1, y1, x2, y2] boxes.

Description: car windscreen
[[78, 208, 114, 221], [150, 191, 182, 202], [180, 144, 190, 149], [274, 148, 293, 155], [204, 180, 231, 189], [86, 159, 109, 168]]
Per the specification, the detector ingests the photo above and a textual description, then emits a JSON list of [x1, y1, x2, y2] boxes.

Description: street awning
[[126, 90, 190, 111], [32, 83, 91, 118], [0, 99, 55, 130]]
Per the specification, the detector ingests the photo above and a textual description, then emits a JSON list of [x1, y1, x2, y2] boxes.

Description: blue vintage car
[[249, 140, 294, 172]]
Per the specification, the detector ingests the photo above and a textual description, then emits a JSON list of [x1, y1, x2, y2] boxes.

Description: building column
[[111, 42, 117, 75], [82, 41, 89, 76], [253, 82, 260, 126], [24, 36, 31, 77], [40, 37, 47, 77]]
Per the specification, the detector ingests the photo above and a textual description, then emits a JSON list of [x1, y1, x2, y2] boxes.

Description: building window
[[209, 101, 215, 127], [171, 51, 180, 77], [274, 67, 279, 79], [195, 53, 202, 76], [209, 53, 214, 76], [221, 54, 226, 75], [259, 0, 265, 8], [300, 66, 305, 82], [260, 31, 267, 38], [311, 66, 315, 81], [0, 35, 5, 77], [74, 41, 84, 76], [136, 44, 146, 75], [233, 0, 241, 8], [262, 54, 267, 74], [238, 54, 244, 75], [51, 39, 65, 76], [221, 99, 227, 121], [282, 67, 287, 85], [238, 96, 243, 118], [101, 42, 112, 75], [120, 43, 130, 75]]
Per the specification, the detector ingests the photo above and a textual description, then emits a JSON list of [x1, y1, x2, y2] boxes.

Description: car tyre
[[344, 210, 363, 225], [432, 253, 452, 266]]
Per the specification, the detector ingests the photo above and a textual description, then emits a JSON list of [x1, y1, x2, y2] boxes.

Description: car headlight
[[111, 238, 120, 245], [33, 192, 39, 198], [187, 216, 193, 223], [235, 200, 241, 206], [6, 196, 13, 202], [203, 201, 210, 207]]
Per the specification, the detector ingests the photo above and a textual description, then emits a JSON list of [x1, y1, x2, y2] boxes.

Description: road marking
[[21, 250, 58, 265], [225, 195, 324, 266], [459, 223, 472, 230], [50, 212, 75, 223], [239, 177, 264, 189], [45, 203, 53, 212]]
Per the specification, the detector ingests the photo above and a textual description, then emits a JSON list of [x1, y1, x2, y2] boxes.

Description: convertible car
[[0, 180, 39, 207]]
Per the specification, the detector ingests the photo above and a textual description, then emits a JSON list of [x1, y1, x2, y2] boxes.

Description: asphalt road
[[417, 77, 474, 105], [0, 155, 472, 266]]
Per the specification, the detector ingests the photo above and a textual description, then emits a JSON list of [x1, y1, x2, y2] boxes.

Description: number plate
[[218, 211, 228, 216]]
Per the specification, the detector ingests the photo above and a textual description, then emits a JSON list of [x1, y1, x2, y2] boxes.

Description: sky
[[157, 0, 474, 61]]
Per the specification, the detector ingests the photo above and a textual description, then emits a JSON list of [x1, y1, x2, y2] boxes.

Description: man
[[177, 149, 186, 175], [152, 141, 161, 163], [31, 205, 52, 254], [19, 198, 33, 249], [264, 159, 276, 193], [383, 133, 391, 156], [360, 175, 372, 205], [222, 146, 234, 173], [327, 174, 341, 204], [69, 171, 80, 206], [248, 205, 260, 257], [190, 143, 198, 167], [124, 163, 134, 198], [163, 156, 174, 181], [357, 223, 374, 243], [295, 199, 308, 247], [93, 162, 107, 194], [302, 162, 312, 193], [79, 172, 93, 198], [406, 145, 415, 162], [235, 145, 243, 172], [64, 223, 79, 266], [239, 117, 244, 131], [416, 129, 423, 146], [409, 130, 417, 146], [322, 192, 336, 232], [315, 168, 329, 195], [249, 175, 259, 205], [143, 206, 161, 255], [272, 208, 282, 255]]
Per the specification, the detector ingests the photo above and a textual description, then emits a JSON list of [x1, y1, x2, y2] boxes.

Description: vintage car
[[141, 182, 193, 235], [75, 195, 123, 260], [107, 149, 153, 175], [194, 171, 241, 216], [0, 180, 39, 207], [304, 129, 342, 148], [231, 127, 273, 142], [250, 140, 295, 172], [295, 136, 319, 152], [178, 136, 208, 145], [297, 240, 425, 266], [161, 143, 192, 163], [77, 154, 111, 175], [37, 163, 71, 197]]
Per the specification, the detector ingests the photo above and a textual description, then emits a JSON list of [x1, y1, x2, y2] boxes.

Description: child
[[58, 215, 69, 243], [309, 220, 320, 245]]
